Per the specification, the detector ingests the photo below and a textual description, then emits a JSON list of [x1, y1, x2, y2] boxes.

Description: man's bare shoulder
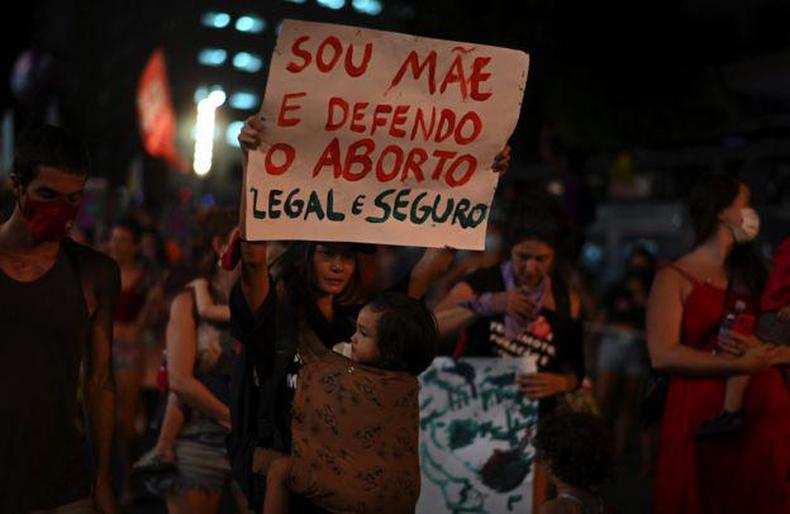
[[64, 239, 120, 291]]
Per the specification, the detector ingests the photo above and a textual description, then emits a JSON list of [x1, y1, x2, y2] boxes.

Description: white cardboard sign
[[244, 19, 529, 250]]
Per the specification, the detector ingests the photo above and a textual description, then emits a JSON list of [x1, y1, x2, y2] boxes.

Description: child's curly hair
[[533, 412, 614, 490]]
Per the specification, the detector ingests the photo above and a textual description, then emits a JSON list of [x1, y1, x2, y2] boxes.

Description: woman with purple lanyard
[[435, 198, 585, 511]]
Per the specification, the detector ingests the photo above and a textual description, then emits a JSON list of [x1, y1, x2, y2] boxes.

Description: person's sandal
[[695, 410, 745, 439], [132, 448, 176, 474]]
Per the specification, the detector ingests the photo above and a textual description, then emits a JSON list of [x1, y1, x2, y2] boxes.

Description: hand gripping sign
[[243, 20, 529, 250]]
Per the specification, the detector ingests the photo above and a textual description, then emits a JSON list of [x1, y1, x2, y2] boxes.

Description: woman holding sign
[[434, 194, 586, 510], [227, 116, 510, 513]]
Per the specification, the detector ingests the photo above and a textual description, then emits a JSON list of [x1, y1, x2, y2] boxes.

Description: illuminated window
[[229, 91, 259, 110], [226, 121, 245, 148], [352, 0, 382, 15], [235, 15, 266, 34], [232, 52, 264, 73], [207, 90, 226, 107], [201, 12, 231, 29], [582, 243, 604, 266], [197, 48, 227, 67], [317, 0, 345, 10], [194, 87, 208, 103], [194, 85, 226, 103]]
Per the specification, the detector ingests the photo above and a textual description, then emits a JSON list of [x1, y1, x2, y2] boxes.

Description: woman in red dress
[[647, 174, 790, 514]]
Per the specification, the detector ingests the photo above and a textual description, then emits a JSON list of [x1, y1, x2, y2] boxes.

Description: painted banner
[[418, 357, 538, 514], [244, 20, 529, 249]]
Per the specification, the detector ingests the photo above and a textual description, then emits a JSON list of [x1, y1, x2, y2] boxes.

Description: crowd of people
[[1, 122, 788, 514]]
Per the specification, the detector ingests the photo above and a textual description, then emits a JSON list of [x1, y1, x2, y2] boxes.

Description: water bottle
[[716, 300, 746, 353], [521, 353, 538, 375]]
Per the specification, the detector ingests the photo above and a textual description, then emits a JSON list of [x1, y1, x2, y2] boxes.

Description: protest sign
[[418, 357, 538, 513], [244, 19, 528, 249]]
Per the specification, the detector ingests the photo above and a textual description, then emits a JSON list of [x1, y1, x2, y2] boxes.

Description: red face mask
[[20, 195, 80, 242]]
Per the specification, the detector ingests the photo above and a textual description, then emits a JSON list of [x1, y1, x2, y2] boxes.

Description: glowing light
[[197, 48, 227, 67], [317, 0, 345, 10], [200, 193, 217, 208], [193, 97, 222, 176], [235, 15, 266, 34], [352, 0, 382, 15], [194, 86, 208, 103], [207, 90, 226, 106], [194, 85, 225, 103], [226, 121, 245, 148], [583, 243, 604, 264], [232, 52, 263, 73], [229, 91, 259, 110], [201, 12, 231, 29]]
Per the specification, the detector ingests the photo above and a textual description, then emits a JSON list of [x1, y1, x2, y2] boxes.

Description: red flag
[[136, 48, 186, 171]]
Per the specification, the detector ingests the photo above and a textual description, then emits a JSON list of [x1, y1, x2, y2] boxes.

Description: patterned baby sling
[[280, 322, 422, 513]]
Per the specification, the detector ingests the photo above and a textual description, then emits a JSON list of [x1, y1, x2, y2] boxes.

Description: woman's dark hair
[[533, 413, 614, 490], [687, 174, 766, 296], [627, 244, 657, 289], [273, 242, 364, 309], [688, 174, 741, 246], [13, 125, 90, 187], [504, 192, 578, 261], [114, 217, 142, 244], [367, 292, 438, 376], [193, 207, 237, 281], [628, 244, 656, 271]]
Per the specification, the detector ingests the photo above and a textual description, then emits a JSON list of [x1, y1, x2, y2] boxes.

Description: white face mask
[[729, 208, 760, 244]]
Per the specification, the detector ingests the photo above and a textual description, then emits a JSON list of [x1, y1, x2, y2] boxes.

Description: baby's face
[[351, 306, 382, 365]]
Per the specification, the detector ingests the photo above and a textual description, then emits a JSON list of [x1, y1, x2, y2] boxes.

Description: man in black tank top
[[0, 126, 120, 513]]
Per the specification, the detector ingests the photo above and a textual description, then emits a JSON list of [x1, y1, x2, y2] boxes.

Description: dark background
[[1, 0, 789, 266]]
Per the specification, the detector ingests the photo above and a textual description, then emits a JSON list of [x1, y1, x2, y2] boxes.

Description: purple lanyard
[[501, 260, 546, 339]]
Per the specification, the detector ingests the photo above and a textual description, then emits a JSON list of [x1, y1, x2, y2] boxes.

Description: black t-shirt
[[459, 265, 585, 414], [235, 283, 359, 424]]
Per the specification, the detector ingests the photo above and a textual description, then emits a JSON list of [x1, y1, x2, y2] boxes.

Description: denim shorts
[[145, 420, 232, 495]]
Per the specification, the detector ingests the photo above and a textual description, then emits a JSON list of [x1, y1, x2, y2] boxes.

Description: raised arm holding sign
[[228, 20, 529, 514]]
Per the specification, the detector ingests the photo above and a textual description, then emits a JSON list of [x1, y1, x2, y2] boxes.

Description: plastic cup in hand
[[521, 353, 538, 375]]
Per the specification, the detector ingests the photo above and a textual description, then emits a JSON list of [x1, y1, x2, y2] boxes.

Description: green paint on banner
[[507, 494, 523, 511]]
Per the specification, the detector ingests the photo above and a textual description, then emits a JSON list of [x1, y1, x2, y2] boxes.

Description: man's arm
[[85, 256, 120, 514]]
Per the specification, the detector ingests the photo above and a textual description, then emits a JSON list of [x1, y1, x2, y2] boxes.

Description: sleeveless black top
[[0, 240, 92, 511]]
